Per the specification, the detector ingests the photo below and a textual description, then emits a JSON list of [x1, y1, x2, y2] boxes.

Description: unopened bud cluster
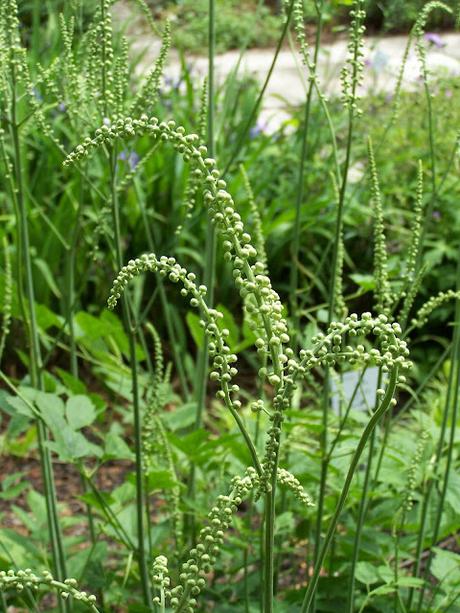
[[290, 314, 411, 379], [412, 289, 460, 328], [157, 469, 259, 611], [401, 430, 429, 514], [340, 0, 366, 114], [152, 555, 170, 607], [108, 254, 242, 413], [0, 569, 99, 610], [368, 139, 391, 315], [65, 116, 293, 387], [277, 468, 314, 507]]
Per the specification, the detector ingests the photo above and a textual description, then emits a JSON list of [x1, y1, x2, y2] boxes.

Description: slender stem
[[109, 148, 152, 608], [289, 3, 324, 343], [9, 62, 67, 602], [223, 0, 295, 175], [187, 0, 217, 541], [406, 344, 454, 609], [312, 8, 362, 590], [414, 271, 460, 612], [346, 369, 382, 611], [133, 179, 189, 398], [346, 432, 376, 610], [300, 370, 398, 612]]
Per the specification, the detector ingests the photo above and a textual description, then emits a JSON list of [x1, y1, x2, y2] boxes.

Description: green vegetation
[[0, 1, 460, 612]]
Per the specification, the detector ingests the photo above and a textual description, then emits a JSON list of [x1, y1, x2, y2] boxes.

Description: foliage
[[154, 0, 282, 53]]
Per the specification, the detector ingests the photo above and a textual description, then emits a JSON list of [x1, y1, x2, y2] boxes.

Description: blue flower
[[424, 32, 445, 49], [118, 150, 140, 171]]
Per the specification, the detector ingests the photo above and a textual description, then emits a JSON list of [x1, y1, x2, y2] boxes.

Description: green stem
[[300, 370, 398, 612], [187, 0, 217, 542], [289, 2, 324, 343], [9, 63, 67, 602], [109, 148, 152, 608], [223, 0, 295, 175], [406, 348, 454, 610], [346, 369, 382, 611], [414, 275, 460, 612], [133, 179, 189, 398], [312, 7, 362, 589]]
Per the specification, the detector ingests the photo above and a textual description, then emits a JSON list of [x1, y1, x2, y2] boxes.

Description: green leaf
[[46, 428, 97, 461], [371, 585, 396, 596], [162, 402, 197, 431], [55, 368, 87, 394], [355, 561, 381, 585], [35, 304, 64, 331], [35, 392, 66, 434], [431, 548, 460, 585], [66, 395, 96, 430], [145, 470, 179, 492], [104, 431, 134, 461], [350, 273, 375, 292], [5, 395, 35, 418]]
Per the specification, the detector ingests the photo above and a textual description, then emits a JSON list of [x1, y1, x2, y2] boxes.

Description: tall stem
[[9, 64, 67, 609], [413, 260, 460, 611], [300, 370, 398, 612], [312, 3, 363, 583], [109, 149, 152, 608], [289, 3, 324, 343], [188, 0, 217, 537]]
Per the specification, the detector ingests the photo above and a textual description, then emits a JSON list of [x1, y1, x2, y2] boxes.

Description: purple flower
[[249, 122, 268, 139], [424, 32, 446, 49], [58, 102, 67, 112], [32, 87, 43, 102], [118, 150, 140, 171], [445, 89, 453, 99], [164, 74, 183, 91], [432, 210, 441, 221]]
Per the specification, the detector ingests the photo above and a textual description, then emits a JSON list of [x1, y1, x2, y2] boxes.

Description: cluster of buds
[[411, 289, 460, 329], [108, 254, 243, 417], [152, 555, 171, 608], [368, 138, 391, 316], [277, 468, 314, 508], [0, 569, 99, 611], [340, 0, 366, 115], [289, 313, 411, 377], [65, 116, 292, 389], [158, 469, 259, 612], [401, 430, 430, 515]]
